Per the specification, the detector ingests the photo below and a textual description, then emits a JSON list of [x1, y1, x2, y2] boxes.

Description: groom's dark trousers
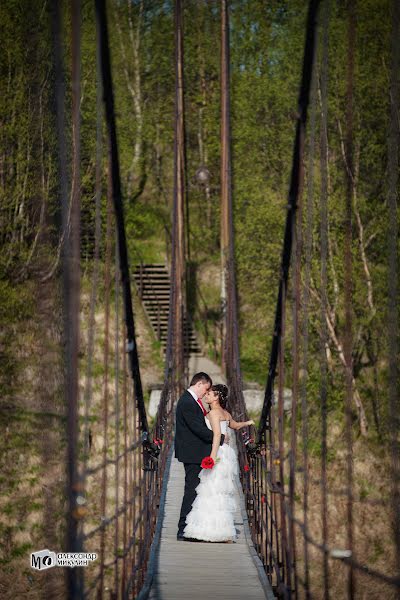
[[175, 390, 224, 536], [179, 464, 202, 535]]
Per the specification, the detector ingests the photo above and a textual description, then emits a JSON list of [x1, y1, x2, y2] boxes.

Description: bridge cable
[[95, 0, 149, 437], [300, 8, 319, 596], [319, 0, 330, 596], [257, 0, 322, 443]]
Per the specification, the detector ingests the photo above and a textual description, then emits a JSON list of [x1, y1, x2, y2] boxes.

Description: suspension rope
[[257, 0, 321, 442], [95, 0, 148, 436], [301, 11, 319, 596]]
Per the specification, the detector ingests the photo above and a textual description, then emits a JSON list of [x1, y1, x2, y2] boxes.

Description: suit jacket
[[175, 390, 224, 464]]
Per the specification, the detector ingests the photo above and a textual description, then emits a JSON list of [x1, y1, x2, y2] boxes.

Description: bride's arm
[[227, 412, 254, 430], [208, 411, 221, 462]]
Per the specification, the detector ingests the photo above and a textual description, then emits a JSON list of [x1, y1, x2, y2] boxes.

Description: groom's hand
[[220, 434, 225, 445]]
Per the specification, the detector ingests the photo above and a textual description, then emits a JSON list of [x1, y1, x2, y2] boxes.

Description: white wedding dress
[[183, 419, 239, 542]]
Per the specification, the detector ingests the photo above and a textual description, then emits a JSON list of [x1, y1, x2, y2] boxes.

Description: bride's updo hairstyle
[[212, 384, 229, 409]]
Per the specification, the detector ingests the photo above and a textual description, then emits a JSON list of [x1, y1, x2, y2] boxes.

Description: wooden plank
[[147, 454, 275, 600]]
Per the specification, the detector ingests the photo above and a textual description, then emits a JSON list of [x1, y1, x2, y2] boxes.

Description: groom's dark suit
[[175, 389, 224, 536]]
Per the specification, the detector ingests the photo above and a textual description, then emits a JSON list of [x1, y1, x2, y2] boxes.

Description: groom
[[175, 371, 225, 541]]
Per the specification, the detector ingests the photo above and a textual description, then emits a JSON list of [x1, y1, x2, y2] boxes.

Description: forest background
[[0, 0, 398, 598]]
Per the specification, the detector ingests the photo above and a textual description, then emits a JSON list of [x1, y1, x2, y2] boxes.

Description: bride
[[183, 384, 254, 542]]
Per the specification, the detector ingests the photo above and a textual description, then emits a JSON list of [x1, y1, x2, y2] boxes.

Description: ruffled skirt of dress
[[183, 443, 239, 542]]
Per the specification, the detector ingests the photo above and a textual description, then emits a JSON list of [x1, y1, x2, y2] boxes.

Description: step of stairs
[[133, 264, 202, 355]]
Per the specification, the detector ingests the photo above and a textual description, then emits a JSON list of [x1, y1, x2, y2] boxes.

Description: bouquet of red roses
[[201, 456, 220, 469]]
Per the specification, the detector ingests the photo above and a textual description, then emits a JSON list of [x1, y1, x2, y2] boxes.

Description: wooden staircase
[[133, 264, 201, 355]]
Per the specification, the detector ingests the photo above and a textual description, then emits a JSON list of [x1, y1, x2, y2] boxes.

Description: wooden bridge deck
[[147, 448, 275, 600]]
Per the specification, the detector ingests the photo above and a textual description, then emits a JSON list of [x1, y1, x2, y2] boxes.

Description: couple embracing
[[175, 372, 254, 542]]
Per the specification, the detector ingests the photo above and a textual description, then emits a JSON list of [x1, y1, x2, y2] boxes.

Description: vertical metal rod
[[278, 283, 291, 598], [137, 405, 144, 594], [121, 334, 128, 596], [114, 241, 120, 597], [98, 184, 112, 599], [319, 0, 330, 596], [387, 0, 400, 584], [221, 0, 241, 394], [51, 0, 79, 596], [139, 263, 143, 299], [130, 378, 137, 595], [289, 159, 301, 600], [67, 1, 81, 597], [269, 417, 278, 588], [344, 1, 356, 596], [220, 0, 230, 375], [172, 0, 186, 392]]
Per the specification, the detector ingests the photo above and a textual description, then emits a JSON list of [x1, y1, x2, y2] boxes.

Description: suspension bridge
[[29, 0, 400, 598]]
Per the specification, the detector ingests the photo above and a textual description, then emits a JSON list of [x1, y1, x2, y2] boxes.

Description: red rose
[[201, 456, 215, 469], [244, 464, 250, 472]]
